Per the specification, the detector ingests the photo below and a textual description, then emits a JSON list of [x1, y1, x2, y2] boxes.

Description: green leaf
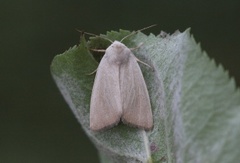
[[50, 29, 240, 163]]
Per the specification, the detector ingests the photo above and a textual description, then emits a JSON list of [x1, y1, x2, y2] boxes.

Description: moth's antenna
[[76, 29, 113, 43], [120, 24, 157, 42]]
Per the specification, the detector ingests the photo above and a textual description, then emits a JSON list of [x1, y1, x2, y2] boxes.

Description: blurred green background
[[1, 1, 239, 163]]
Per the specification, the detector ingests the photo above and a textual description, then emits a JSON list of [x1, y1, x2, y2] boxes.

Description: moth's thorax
[[105, 41, 131, 65]]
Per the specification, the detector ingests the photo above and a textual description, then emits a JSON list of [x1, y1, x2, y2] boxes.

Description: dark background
[[1, 1, 239, 162]]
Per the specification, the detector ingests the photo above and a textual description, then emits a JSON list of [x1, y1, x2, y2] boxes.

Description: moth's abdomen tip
[[90, 115, 121, 132]]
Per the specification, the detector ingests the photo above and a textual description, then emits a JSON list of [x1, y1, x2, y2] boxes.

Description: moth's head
[[107, 41, 129, 54], [105, 41, 131, 65]]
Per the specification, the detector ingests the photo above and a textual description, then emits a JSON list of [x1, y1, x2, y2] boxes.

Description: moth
[[89, 27, 154, 131]]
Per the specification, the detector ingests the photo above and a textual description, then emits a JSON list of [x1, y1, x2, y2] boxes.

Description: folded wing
[[120, 53, 153, 130], [90, 56, 122, 131]]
